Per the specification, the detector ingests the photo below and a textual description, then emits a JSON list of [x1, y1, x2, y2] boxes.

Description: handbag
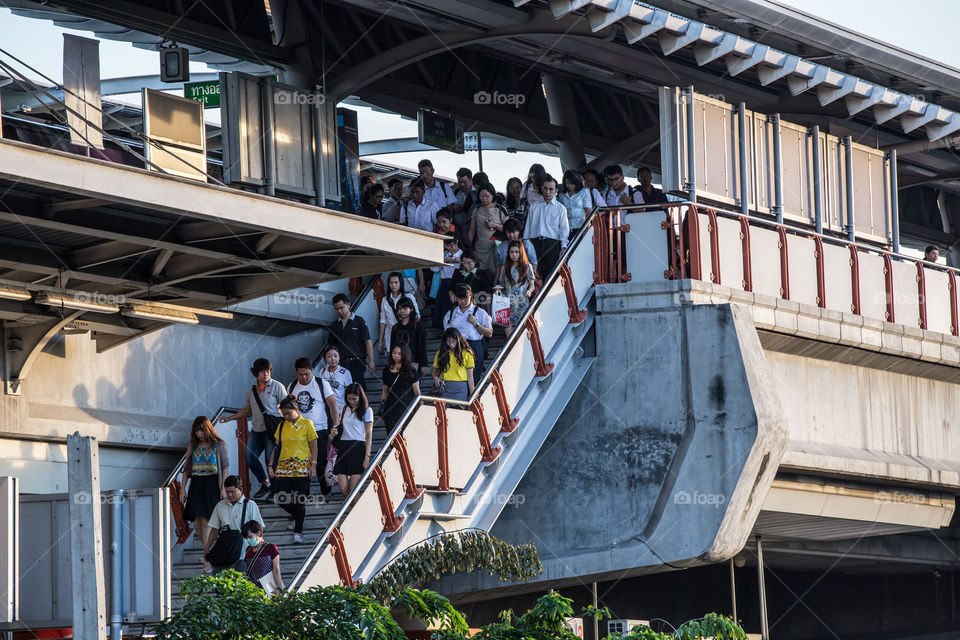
[[206, 498, 248, 567], [324, 443, 338, 486], [251, 384, 283, 435], [245, 542, 279, 595]]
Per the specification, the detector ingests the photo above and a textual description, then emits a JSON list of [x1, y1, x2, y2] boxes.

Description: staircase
[[170, 292, 507, 608], [169, 211, 613, 601]]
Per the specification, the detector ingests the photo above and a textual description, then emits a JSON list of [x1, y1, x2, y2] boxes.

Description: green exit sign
[[184, 80, 220, 108]]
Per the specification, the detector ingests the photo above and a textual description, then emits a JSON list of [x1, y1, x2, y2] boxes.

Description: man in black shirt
[[328, 293, 376, 390], [637, 166, 668, 205]]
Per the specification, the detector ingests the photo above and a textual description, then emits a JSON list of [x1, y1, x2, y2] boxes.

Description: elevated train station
[[1, 1, 960, 638]]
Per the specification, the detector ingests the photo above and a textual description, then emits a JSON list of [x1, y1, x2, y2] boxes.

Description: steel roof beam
[[659, 21, 706, 56], [694, 31, 739, 66], [585, 0, 632, 32]]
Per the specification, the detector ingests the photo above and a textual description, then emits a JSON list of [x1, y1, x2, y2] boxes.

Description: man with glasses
[[525, 174, 569, 278], [603, 165, 645, 208]]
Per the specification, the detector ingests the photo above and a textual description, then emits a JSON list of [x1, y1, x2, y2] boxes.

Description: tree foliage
[[366, 530, 543, 603], [610, 612, 747, 640]]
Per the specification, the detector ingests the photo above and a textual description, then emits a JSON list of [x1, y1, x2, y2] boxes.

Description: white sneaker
[[293, 533, 303, 544]]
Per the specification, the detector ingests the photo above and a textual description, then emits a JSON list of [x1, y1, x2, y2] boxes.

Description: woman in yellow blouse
[[432, 328, 476, 401], [267, 395, 317, 544]]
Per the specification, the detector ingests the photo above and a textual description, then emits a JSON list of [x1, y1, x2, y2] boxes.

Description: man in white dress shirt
[[399, 179, 440, 232], [603, 165, 645, 208], [524, 174, 569, 277], [417, 159, 456, 213]]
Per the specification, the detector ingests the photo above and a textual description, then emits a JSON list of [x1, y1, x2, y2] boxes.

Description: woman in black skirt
[[180, 416, 229, 550], [390, 297, 428, 376], [330, 383, 373, 495], [380, 344, 421, 432]]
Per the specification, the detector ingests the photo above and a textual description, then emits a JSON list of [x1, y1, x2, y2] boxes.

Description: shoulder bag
[[252, 384, 283, 436], [206, 498, 248, 567]]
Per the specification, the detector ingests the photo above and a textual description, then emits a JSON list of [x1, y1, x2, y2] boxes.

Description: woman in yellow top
[[267, 395, 317, 544], [432, 328, 476, 401]]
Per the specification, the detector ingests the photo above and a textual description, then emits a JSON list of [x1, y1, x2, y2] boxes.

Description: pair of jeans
[[245, 429, 276, 485], [273, 476, 311, 534]]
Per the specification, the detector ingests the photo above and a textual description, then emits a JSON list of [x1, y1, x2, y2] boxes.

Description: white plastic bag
[[492, 292, 511, 326]]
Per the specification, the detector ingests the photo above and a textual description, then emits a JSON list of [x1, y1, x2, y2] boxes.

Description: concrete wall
[[437, 285, 787, 598]]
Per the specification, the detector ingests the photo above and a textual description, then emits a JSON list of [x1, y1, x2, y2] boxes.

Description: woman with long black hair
[[376, 271, 419, 355], [380, 344, 421, 431], [181, 416, 229, 550], [504, 176, 528, 230], [390, 296, 428, 376], [331, 383, 374, 495], [520, 163, 547, 208], [432, 328, 476, 401]]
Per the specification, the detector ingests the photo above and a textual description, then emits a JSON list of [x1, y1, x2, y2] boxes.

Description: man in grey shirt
[[219, 358, 285, 499]]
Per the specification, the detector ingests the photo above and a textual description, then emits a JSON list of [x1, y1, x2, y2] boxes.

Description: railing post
[[371, 466, 404, 533], [490, 370, 519, 432], [915, 261, 928, 330], [813, 236, 826, 308], [738, 103, 749, 217], [434, 401, 451, 491], [613, 214, 631, 283], [705, 208, 721, 284], [524, 315, 555, 377], [771, 113, 783, 223], [882, 253, 895, 322], [349, 276, 362, 297], [849, 245, 861, 314], [890, 148, 900, 254], [844, 136, 856, 243], [685, 85, 697, 203], [811, 125, 823, 235], [559, 263, 587, 323], [684, 204, 703, 280], [392, 436, 424, 499], [329, 528, 355, 587], [592, 213, 610, 284], [776, 226, 790, 299], [169, 479, 192, 543], [236, 417, 250, 498], [470, 400, 502, 463], [372, 276, 385, 310], [663, 211, 679, 280], [738, 216, 753, 291]]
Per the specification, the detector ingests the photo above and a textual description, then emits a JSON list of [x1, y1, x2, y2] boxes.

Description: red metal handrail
[[372, 466, 404, 532], [236, 416, 250, 498], [490, 370, 519, 433], [524, 315, 555, 377], [434, 401, 451, 492]]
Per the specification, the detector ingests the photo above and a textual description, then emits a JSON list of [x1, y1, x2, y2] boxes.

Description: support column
[[271, 0, 316, 89], [67, 433, 107, 640], [541, 73, 586, 171], [757, 536, 770, 640]]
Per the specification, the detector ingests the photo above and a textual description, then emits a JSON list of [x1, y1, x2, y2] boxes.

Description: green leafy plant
[[365, 530, 543, 603], [610, 612, 746, 640], [471, 591, 608, 640]]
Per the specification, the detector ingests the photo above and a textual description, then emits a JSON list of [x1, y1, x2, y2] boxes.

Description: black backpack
[[205, 498, 248, 567]]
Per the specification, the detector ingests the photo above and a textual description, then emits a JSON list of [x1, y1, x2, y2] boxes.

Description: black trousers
[[531, 237, 561, 279], [274, 476, 311, 534], [467, 338, 486, 379], [343, 357, 367, 391], [315, 429, 331, 496]]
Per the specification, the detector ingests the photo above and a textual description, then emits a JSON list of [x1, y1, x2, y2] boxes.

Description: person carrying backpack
[[287, 357, 339, 502], [442, 283, 493, 378]]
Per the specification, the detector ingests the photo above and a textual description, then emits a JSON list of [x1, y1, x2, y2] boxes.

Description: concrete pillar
[[541, 73, 586, 172], [67, 433, 107, 640], [0, 477, 17, 626]]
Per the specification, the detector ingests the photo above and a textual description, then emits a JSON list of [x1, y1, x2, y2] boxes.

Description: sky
[[1, 1, 959, 189]]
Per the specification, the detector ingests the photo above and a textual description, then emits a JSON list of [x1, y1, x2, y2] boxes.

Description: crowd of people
[[177, 158, 665, 592]]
